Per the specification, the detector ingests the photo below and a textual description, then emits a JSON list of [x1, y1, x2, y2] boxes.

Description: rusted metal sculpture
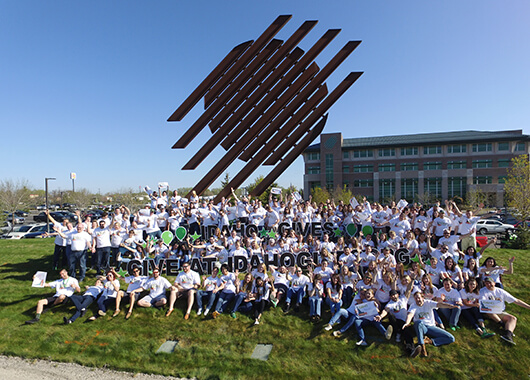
[[167, 15, 363, 199]]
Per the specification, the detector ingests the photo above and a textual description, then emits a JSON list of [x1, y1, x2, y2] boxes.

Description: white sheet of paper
[[271, 187, 282, 195], [350, 197, 359, 208], [292, 191, 302, 202], [397, 199, 408, 209], [158, 182, 169, 188], [479, 299, 504, 314], [355, 301, 379, 319], [32, 271, 47, 288]]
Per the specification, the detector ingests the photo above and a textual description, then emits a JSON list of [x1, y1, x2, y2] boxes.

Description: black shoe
[[500, 332, 516, 345], [25, 318, 39, 325], [80, 308, 86, 318], [63, 317, 72, 325], [284, 303, 290, 313]]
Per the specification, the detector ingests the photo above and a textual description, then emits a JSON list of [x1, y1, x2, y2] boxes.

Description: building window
[[401, 147, 418, 156], [343, 151, 349, 159], [401, 179, 418, 202], [307, 166, 320, 174], [379, 179, 395, 201], [472, 160, 492, 168], [424, 178, 442, 199], [378, 163, 396, 172], [498, 142, 509, 151], [447, 144, 467, 154], [378, 148, 395, 157], [515, 142, 526, 151], [307, 152, 320, 160], [498, 176, 507, 184], [401, 162, 418, 171], [325, 154, 333, 190], [353, 149, 374, 158], [342, 165, 350, 173], [447, 161, 467, 169], [353, 164, 374, 173], [472, 143, 492, 152], [473, 176, 492, 184], [353, 179, 373, 188], [423, 146, 442, 155], [448, 177, 466, 199], [310, 182, 321, 190], [498, 159, 511, 168], [424, 162, 442, 170]]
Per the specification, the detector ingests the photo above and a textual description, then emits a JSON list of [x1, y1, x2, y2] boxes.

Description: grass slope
[[0, 239, 529, 379]]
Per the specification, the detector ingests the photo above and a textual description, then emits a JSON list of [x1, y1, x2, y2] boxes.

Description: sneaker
[[332, 331, 342, 338], [500, 333, 516, 345], [411, 345, 422, 358], [254, 319, 260, 325], [481, 331, 496, 339], [80, 308, 87, 318], [63, 317, 72, 325], [450, 326, 456, 331], [212, 311, 220, 319], [197, 308, 203, 316], [98, 310, 106, 317], [204, 309, 210, 316], [385, 325, 393, 340], [395, 333, 402, 343], [324, 324, 333, 331], [283, 303, 291, 313], [356, 340, 368, 347], [25, 318, 39, 325], [476, 327, 484, 336], [230, 312, 237, 319], [271, 299, 278, 308]]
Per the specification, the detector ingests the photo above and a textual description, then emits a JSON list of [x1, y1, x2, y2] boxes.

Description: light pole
[[45, 177, 56, 233]]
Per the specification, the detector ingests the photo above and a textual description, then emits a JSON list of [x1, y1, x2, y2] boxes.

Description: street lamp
[[45, 177, 56, 233]]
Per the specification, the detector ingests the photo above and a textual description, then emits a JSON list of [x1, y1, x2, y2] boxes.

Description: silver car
[[476, 220, 515, 235]]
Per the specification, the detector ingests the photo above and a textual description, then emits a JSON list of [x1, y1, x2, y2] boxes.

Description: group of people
[[26, 189, 529, 357]]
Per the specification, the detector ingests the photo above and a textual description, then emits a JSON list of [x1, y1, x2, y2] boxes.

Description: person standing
[[91, 220, 111, 275]]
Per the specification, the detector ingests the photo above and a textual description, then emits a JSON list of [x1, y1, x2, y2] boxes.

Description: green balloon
[[362, 225, 374, 236], [346, 223, 357, 237], [162, 231, 174, 245], [175, 226, 187, 242]]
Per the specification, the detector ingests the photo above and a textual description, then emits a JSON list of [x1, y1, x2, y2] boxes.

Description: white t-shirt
[[175, 270, 201, 290], [220, 273, 237, 293], [408, 299, 438, 326], [459, 289, 480, 310], [125, 275, 148, 293], [203, 276, 221, 292], [479, 286, 516, 313], [290, 274, 310, 291], [102, 279, 120, 298], [92, 227, 111, 248], [70, 231, 92, 251], [435, 287, 462, 305], [50, 277, 79, 297], [385, 296, 408, 321], [144, 276, 172, 298], [84, 285, 104, 298]]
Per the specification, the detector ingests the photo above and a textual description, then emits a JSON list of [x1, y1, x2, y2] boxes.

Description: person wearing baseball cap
[[479, 276, 530, 345]]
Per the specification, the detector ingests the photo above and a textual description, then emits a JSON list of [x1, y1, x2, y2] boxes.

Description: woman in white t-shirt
[[308, 273, 324, 322], [460, 278, 495, 338], [326, 274, 343, 316], [479, 256, 515, 289], [89, 270, 120, 320], [251, 277, 271, 325]]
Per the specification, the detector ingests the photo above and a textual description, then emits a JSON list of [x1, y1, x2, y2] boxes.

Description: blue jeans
[[96, 246, 111, 274], [438, 306, 461, 327], [215, 291, 235, 313], [286, 287, 304, 305], [196, 290, 216, 311], [70, 250, 87, 282], [232, 293, 252, 313], [354, 318, 387, 341], [309, 296, 322, 317], [69, 294, 96, 322], [97, 294, 115, 314], [414, 321, 455, 346], [461, 307, 483, 329], [326, 298, 343, 316]]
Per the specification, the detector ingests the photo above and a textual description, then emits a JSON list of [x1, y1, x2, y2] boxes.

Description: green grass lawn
[[0, 239, 529, 379]]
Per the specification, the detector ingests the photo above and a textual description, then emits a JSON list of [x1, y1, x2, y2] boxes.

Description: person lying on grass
[[64, 277, 104, 324], [26, 268, 81, 324]]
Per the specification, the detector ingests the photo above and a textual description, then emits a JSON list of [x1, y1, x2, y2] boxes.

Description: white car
[[476, 220, 515, 235], [1, 223, 52, 239]]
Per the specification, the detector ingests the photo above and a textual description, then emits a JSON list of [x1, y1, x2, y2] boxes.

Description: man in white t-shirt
[[92, 220, 112, 275], [166, 262, 201, 319], [479, 277, 530, 345], [135, 268, 172, 310], [402, 291, 457, 357], [58, 224, 92, 282], [26, 269, 81, 324]]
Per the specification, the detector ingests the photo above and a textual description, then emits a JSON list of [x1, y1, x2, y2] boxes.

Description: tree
[[0, 179, 31, 233], [245, 175, 278, 204], [311, 187, 331, 205], [113, 188, 145, 213], [504, 155, 530, 249], [63, 188, 94, 211], [332, 185, 353, 204], [466, 187, 486, 210]]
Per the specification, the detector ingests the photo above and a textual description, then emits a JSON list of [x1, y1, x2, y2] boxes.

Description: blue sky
[[2, 1, 529, 194]]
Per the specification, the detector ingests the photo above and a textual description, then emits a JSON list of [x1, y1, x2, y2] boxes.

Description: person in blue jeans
[[435, 278, 463, 330], [212, 265, 238, 318], [402, 291, 457, 358], [64, 278, 104, 324], [307, 274, 324, 322], [196, 267, 221, 317], [325, 274, 343, 317], [230, 273, 254, 318], [284, 267, 310, 313]]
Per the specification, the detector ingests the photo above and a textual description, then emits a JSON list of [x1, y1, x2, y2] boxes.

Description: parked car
[[476, 220, 515, 235], [4, 213, 25, 224], [1, 223, 53, 239], [33, 211, 70, 223], [514, 220, 530, 229], [15, 210, 29, 217]]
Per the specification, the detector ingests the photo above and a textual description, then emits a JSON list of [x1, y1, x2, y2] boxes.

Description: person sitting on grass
[[212, 264, 238, 318], [230, 273, 254, 319], [284, 266, 310, 313], [132, 267, 171, 312], [88, 270, 120, 321], [434, 277, 463, 331], [166, 262, 201, 319], [196, 266, 222, 317], [251, 276, 271, 325], [26, 269, 80, 324], [479, 276, 530, 345], [64, 277, 104, 324], [459, 278, 495, 338], [330, 288, 393, 347], [402, 291, 457, 358], [114, 266, 149, 319]]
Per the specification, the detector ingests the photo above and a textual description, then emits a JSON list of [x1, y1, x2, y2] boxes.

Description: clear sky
[[2, 1, 529, 194]]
